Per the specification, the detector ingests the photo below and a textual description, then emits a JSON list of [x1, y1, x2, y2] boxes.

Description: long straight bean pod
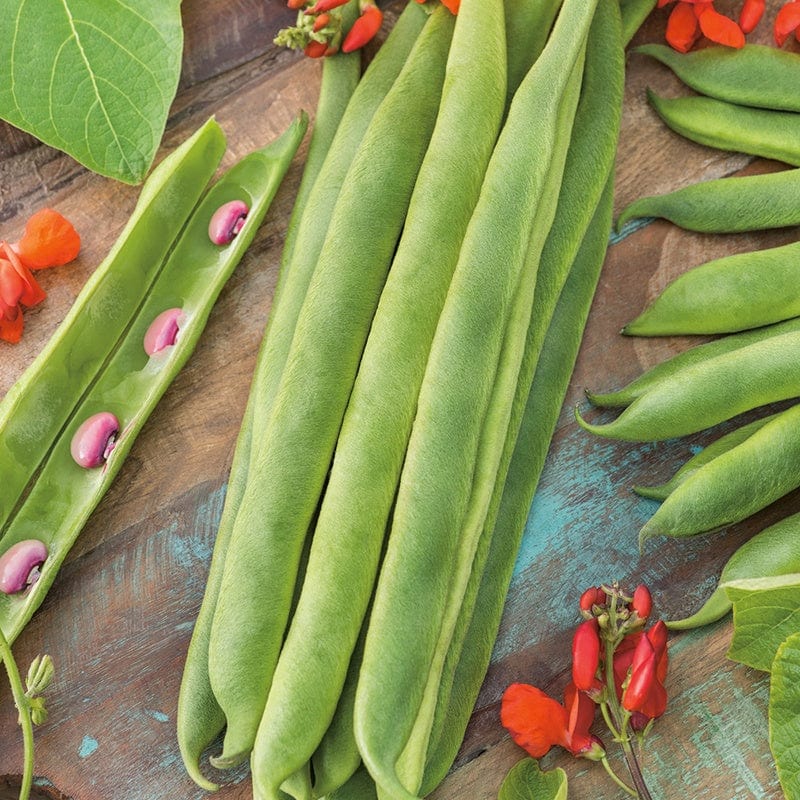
[[178, 11, 422, 786], [577, 329, 800, 441], [207, 9, 454, 768], [619, 0, 657, 44], [586, 315, 800, 408], [668, 510, 800, 630], [0, 119, 225, 533], [0, 115, 307, 646], [623, 240, 800, 336], [615, 166, 800, 233], [353, 3, 599, 797], [177, 45, 360, 792], [635, 44, 800, 113], [639, 402, 800, 546], [633, 410, 782, 501], [419, 3, 622, 783], [249, 2, 505, 797], [504, 0, 561, 102], [647, 91, 800, 166], [422, 177, 615, 795]]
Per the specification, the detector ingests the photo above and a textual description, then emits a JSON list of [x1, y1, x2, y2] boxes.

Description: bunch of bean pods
[[0, 115, 306, 646], [176, 0, 631, 799], [577, 37, 800, 601]]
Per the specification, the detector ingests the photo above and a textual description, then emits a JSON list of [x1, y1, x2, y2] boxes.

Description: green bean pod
[[634, 44, 800, 113], [638, 402, 800, 547], [0, 114, 307, 646], [177, 43, 360, 791], [615, 166, 800, 234], [668, 510, 800, 630], [207, 8, 454, 768], [504, 0, 561, 103], [353, 2, 598, 797], [249, 1, 504, 796], [585, 316, 800, 408], [623, 241, 800, 337], [647, 90, 800, 166], [633, 411, 781, 501], [417, 0, 623, 789], [0, 118, 226, 534], [421, 175, 615, 796], [619, 0, 657, 45], [577, 329, 800, 441]]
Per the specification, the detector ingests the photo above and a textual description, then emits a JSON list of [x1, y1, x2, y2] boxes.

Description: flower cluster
[[0, 209, 80, 344], [275, 0, 384, 57], [659, 0, 800, 52], [501, 583, 667, 798]]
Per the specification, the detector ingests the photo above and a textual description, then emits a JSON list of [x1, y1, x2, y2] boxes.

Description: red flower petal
[[775, 0, 800, 46], [0, 304, 24, 344], [739, 0, 766, 33], [500, 683, 570, 758], [2, 243, 45, 308], [0, 259, 25, 309], [563, 682, 597, 753], [666, 2, 702, 52], [697, 4, 746, 47], [440, 0, 460, 12], [572, 619, 601, 691], [15, 208, 81, 270]]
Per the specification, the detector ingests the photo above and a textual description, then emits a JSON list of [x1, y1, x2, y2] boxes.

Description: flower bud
[[576, 735, 606, 761], [572, 619, 601, 691], [631, 584, 653, 620], [579, 586, 605, 613]]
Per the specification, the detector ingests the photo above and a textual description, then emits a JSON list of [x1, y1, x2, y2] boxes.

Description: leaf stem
[[0, 626, 34, 800]]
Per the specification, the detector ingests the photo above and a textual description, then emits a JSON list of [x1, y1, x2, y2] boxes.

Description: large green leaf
[[0, 0, 183, 184], [725, 574, 800, 671], [498, 759, 568, 800], [770, 631, 800, 799]]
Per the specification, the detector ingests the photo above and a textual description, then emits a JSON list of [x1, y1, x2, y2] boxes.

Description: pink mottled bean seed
[[70, 412, 120, 468], [0, 539, 48, 594], [144, 308, 184, 356], [208, 200, 249, 245]]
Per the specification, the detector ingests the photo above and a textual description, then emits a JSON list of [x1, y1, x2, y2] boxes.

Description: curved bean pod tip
[[70, 412, 120, 468], [144, 308, 184, 356], [0, 540, 48, 595], [208, 200, 250, 245]]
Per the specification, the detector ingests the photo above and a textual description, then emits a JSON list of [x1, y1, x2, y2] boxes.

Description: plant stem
[[601, 757, 638, 797], [620, 739, 654, 800], [0, 627, 34, 800]]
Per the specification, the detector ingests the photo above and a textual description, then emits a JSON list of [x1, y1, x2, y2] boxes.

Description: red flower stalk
[[775, 0, 800, 45], [342, 3, 383, 52], [501, 682, 603, 760], [572, 618, 601, 692]]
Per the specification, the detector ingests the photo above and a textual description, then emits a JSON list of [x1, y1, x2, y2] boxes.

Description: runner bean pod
[[0, 114, 307, 647], [635, 44, 800, 112], [354, 3, 598, 797], [638, 403, 800, 546], [577, 329, 800, 441], [249, 1, 505, 796], [647, 91, 800, 166], [418, 2, 622, 790], [624, 240, 800, 336], [423, 175, 617, 795], [633, 411, 781, 501], [668, 510, 800, 630], [206, 9, 453, 768], [619, 0, 657, 44], [615, 166, 800, 234], [0, 118, 226, 536], [586, 316, 800, 408]]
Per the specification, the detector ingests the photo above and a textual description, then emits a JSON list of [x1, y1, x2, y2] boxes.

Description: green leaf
[[0, 0, 183, 184], [770, 632, 800, 799], [498, 759, 568, 800], [725, 574, 800, 671]]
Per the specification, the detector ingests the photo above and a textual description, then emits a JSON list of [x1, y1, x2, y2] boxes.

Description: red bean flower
[[501, 682, 604, 760], [0, 209, 80, 344]]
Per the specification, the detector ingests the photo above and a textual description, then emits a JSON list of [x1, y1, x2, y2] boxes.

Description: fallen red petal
[[697, 4, 746, 47], [775, 0, 800, 45], [500, 683, 570, 758], [666, 2, 702, 52], [16, 208, 80, 270]]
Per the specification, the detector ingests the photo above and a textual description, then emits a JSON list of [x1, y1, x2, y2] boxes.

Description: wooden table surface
[[0, 2, 796, 798]]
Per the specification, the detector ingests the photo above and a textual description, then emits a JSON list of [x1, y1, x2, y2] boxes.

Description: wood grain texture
[[1, 1, 798, 798]]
